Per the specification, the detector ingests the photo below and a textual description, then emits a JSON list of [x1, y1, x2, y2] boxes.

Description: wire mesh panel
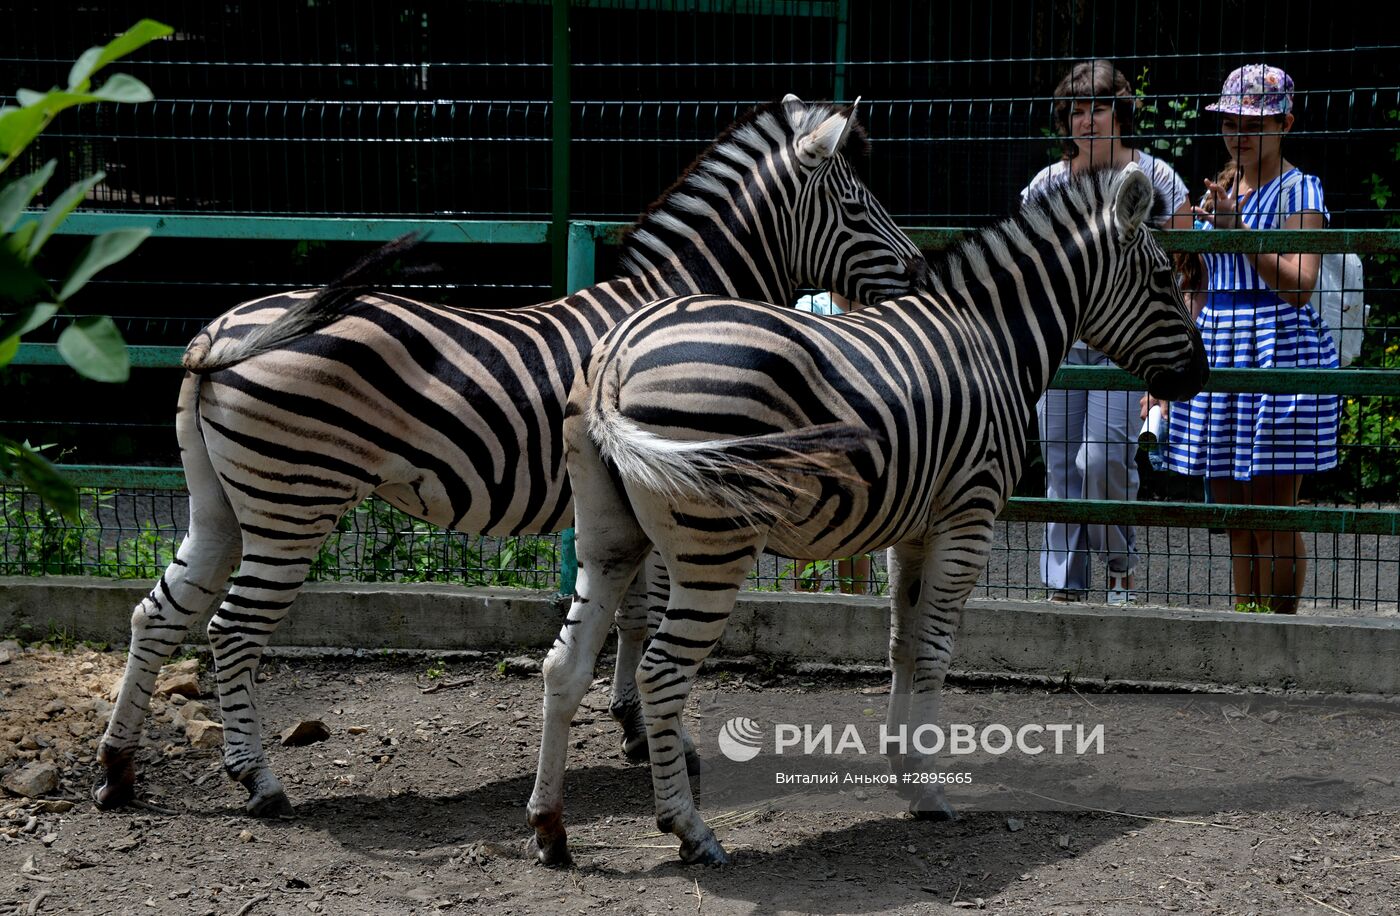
[[0, 486, 564, 588]]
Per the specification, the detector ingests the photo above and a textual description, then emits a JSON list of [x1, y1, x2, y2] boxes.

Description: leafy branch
[[0, 19, 172, 519]]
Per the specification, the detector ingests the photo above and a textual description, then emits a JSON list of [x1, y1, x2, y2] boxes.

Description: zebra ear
[[796, 107, 855, 163], [781, 93, 807, 127], [1112, 162, 1153, 241]]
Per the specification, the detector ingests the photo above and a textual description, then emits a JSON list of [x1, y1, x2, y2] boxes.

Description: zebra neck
[[620, 203, 791, 304], [918, 226, 1086, 406]]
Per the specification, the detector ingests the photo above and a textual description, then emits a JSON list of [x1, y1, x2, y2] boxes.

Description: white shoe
[[1106, 574, 1136, 606]]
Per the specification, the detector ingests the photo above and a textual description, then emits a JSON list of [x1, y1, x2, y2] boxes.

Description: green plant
[[1134, 66, 1198, 161], [1234, 601, 1273, 614], [0, 481, 94, 575], [1, 19, 172, 520], [425, 658, 447, 679]]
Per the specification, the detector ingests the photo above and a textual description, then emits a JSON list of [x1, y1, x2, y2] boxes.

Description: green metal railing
[[7, 215, 1400, 598]]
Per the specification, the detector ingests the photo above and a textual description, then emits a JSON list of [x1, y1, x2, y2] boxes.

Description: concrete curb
[[2, 577, 1397, 695]]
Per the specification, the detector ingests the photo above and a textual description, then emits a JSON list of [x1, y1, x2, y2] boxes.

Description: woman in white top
[[1021, 59, 1192, 605]]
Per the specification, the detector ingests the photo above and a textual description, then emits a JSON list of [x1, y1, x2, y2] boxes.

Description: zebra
[[93, 95, 930, 816], [527, 163, 1209, 866]]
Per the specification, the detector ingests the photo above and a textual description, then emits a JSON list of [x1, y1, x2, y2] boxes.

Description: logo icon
[[717, 717, 764, 762]]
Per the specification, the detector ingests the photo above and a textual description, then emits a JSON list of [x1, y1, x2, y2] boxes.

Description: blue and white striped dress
[[1165, 168, 1340, 480]]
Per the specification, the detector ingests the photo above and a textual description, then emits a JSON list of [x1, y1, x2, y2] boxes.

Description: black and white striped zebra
[[94, 95, 930, 815], [528, 163, 1209, 865]]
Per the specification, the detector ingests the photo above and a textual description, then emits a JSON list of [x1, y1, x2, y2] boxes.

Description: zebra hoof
[[92, 776, 136, 810], [679, 833, 730, 866], [93, 746, 137, 810], [621, 733, 650, 765], [908, 791, 958, 822], [241, 770, 293, 818], [527, 811, 572, 867]]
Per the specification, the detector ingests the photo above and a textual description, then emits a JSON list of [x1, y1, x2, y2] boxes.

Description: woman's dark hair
[[1052, 59, 1139, 160]]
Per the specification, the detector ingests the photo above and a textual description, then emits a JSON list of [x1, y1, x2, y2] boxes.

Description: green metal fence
[[4, 1, 1400, 612]]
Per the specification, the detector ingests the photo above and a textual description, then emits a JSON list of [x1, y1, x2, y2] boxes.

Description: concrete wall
[[2, 577, 1397, 694]]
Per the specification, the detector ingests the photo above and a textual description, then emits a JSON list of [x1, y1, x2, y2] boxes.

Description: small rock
[[501, 655, 541, 675], [175, 701, 215, 727], [1056, 834, 1071, 849], [1006, 817, 1025, 832], [347, 726, 368, 735], [39, 800, 74, 814], [169, 693, 189, 707], [41, 832, 59, 846], [110, 835, 140, 852], [238, 829, 256, 843], [184, 719, 224, 750], [280, 721, 331, 747], [0, 650, 11, 665], [155, 673, 201, 699], [332, 759, 350, 767], [43, 699, 65, 718], [3, 761, 59, 798]]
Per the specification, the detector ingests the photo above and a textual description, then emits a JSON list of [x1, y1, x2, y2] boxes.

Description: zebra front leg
[[610, 553, 701, 774], [96, 532, 241, 808], [207, 549, 317, 816], [893, 522, 993, 821]]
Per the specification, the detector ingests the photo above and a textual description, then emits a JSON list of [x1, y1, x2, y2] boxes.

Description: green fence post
[[550, 0, 572, 298], [833, 0, 849, 102], [557, 221, 597, 597]]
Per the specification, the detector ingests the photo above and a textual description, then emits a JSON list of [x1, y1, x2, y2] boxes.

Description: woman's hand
[[1191, 178, 1253, 230], [1139, 394, 1170, 420]]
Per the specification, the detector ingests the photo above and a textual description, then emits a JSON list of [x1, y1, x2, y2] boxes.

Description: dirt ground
[[0, 645, 1396, 916]]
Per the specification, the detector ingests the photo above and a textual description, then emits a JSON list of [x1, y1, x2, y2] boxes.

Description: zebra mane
[[617, 98, 869, 276], [927, 167, 1166, 294]]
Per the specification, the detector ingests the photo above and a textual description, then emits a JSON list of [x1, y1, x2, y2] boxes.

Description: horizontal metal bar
[[1051, 366, 1400, 396], [37, 215, 1400, 256], [901, 228, 1400, 254], [12, 344, 186, 368], [10, 347, 1400, 398], [1001, 498, 1400, 536], [42, 213, 551, 244], [0, 466, 187, 490], [2, 468, 1393, 536]]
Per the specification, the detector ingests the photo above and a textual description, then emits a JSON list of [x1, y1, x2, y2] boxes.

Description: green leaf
[[5, 220, 38, 255], [0, 302, 60, 342], [57, 315, 128, 382], [57, 227, 149, 300], [0, 243, 53, 307], [15, 444, 79, 522], [87, 73, 154, 104], [27, 171, 105, 260], [0, 105, 51, 160], [0, 332, 18, 367], [67, 19, 174, 91], [0, 159, 56, 231]]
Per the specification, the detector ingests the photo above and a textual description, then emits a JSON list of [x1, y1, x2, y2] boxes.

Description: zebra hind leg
[[609, 558, 653, 763], [206, 545, 322, 817], [529, 432, 652, 866], [609, 552, 702, 775], [95, 530, 241, 808], [638, 531, 761, 866]]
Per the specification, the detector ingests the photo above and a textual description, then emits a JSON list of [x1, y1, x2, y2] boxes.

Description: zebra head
[[782, 95, 931, 304], [1078, 164, 1209, 401]]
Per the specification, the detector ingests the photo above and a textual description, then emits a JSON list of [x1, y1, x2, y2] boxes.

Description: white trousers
[[1037, 347, 1142, 592]]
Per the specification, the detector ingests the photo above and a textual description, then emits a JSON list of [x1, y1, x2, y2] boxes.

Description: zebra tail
[[183, 233, 432, 373], [588, 405, 880, 526]]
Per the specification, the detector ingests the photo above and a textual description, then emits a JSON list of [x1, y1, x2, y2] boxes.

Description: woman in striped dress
[[1163, 65, 1339, 614]]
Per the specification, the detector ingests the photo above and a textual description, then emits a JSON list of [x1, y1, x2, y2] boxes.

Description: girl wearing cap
[[1022, 60, 1191, 606], [1164, 64, 1339, 615]]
